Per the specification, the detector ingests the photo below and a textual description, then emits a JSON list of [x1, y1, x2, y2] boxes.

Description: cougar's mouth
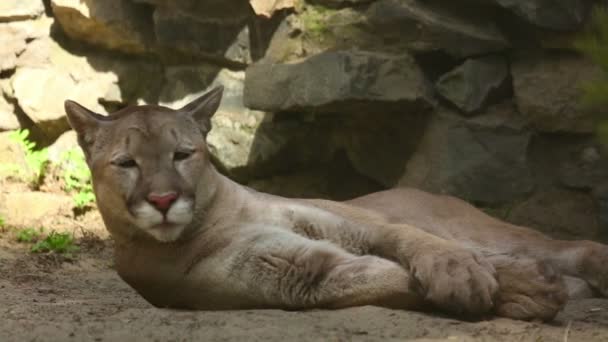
[[131, 198, 194, 242]]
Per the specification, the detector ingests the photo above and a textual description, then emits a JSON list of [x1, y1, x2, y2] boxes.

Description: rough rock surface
[[367, 0, 510, 57], [307, 0, 376, 7], [436, 56, 509, 115], [51, 0, 154, 54], [0, 0, 44, 22], [399, 104, 533, 205], [494, 0, 590, 31], [0, 16, 54, 72], [244, 50, 432, 114], [0, 94, 19, 132], [507, 187, 600, 239], [0, 26, 27, 72], [153, 6, 252, 65], [512, 53, 600, 133], [8, 37, 162, 139]]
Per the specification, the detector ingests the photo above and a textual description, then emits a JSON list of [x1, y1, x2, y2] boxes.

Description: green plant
[[7, 129, 49, 188], [60, 148, 95, 209], [15, 227, 43, 243], [575, 6, 608, 146], [301, 5, 331, 42], [31, 231, 78, 255], [0, 216, 4, 228]]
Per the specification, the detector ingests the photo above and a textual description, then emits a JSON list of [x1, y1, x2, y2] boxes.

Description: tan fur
[[65, 87, 608, 321]]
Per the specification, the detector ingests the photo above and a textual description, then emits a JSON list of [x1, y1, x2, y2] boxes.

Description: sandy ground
[[1, 230, 608, 342]]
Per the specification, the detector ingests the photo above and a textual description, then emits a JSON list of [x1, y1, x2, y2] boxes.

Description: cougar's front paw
[[491, 256, 567, 321], [411, 246, 498, 316]]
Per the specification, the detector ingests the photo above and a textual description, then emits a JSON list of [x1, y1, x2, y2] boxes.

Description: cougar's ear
[[64, 100, 106, 156], [179, 85, 224, 135]]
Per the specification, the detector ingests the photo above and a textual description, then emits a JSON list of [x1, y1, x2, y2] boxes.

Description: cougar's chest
[[113, 242, 201, 308]]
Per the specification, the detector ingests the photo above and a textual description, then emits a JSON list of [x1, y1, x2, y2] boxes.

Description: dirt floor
[[1, 221, 608, 342]]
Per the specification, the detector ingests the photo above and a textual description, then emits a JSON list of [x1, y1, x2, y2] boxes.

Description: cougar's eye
[[113, 158, 137, 168], [173, 150, 193, 161]]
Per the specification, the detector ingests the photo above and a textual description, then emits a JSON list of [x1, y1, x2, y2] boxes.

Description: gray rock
[[399, 104, 533, 205], [307, 0, 378, 8], [336, 112, 428, 187], [263, 8, 373, 63], [0, 0, 44, 22], [436, 56, 509, 115], [51, 0, 154, 54], [507, 188, 600, 239], [246, 113, 336, 179], [133, 0, 252, 22], [133, 0, 253, 63], [559, 145, 608, 191], [247, 162, 383, 201], [250, 0, 296, 17], [153, 6, 251, 65], [595, 183, 608, 233], [0, 16, 53, 72], [9, 37, 162, 139], [512, 53, 600, 133], [494, 0, 590, 31], [244, 50, 432, 114], [0, 25, 27, 72], [0, 93, 19, 132], [367, 0, 510, 57]]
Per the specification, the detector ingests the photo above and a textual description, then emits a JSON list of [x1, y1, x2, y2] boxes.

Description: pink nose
[[147, 192, 178, 212]]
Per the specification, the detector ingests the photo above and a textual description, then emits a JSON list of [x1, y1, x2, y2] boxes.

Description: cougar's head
[[64, 86, 224, 243]]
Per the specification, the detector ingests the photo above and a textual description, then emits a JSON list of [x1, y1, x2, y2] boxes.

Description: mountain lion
[[65, 86, 608, 321]]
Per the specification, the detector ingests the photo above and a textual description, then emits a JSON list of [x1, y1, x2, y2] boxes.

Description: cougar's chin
[[131, 198, 194, 243]]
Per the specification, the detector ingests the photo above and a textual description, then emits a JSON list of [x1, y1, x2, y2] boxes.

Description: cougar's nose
[[147, 192, 178, 212]]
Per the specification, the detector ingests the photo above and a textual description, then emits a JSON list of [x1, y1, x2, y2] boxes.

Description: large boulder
[[507, 188, 600, 239], [0, 93, 19, 132], [264, 6, 366, 63], [0, 16, 53, 72], [0, 0, 44, 22], [0, 26, 27, 73], [512, 53, 600, 133], [595, 184, 608, 233], [133, 0, 253, 64], [153, 7, 251, 65], [8, 37, 162, 139], [244, 50, 432, 114], [307, 0, 376, 8], [367, 0, 510, 57], [50, 0, 154, 54], [436, 55, 510, 115], [399, 104, 533, 205], [493, 0, 590, 31], [527, 134, 608, 193], [250, 0, 296, 17], [264, 2, 510, 63], [247, 159, 384, 200]]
